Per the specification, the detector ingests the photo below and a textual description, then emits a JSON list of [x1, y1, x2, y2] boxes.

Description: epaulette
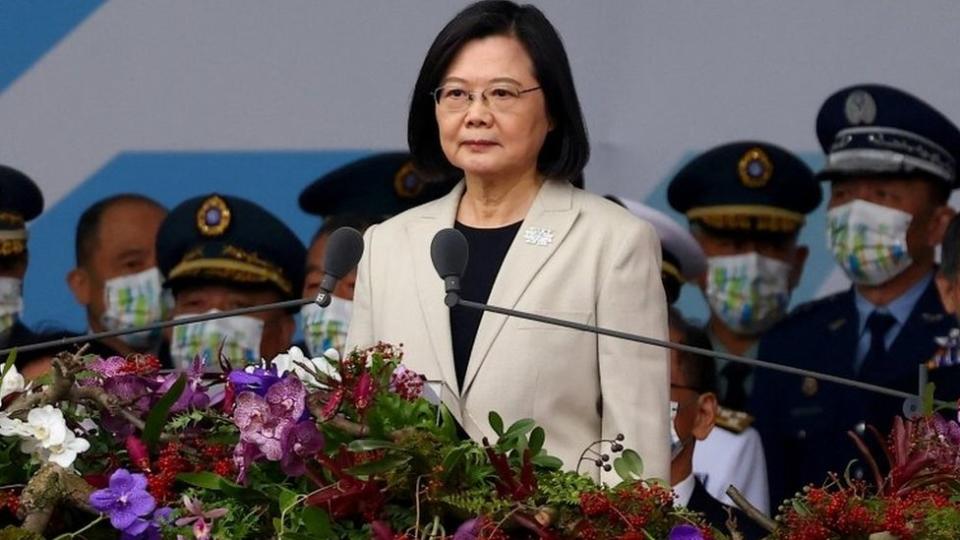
[[715, 406, 753, 434]]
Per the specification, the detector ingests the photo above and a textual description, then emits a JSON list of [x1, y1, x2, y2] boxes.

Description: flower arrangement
[[0, 344, 718, 539], [771, 408, 960, 540]]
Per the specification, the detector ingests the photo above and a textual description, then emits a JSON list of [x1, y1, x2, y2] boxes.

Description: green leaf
[[177, 471, 225, 490], [346, 439, 397, 452], [613, 449, 644, 483], [441, 447, 465, 480], [488, 411, 504, 436], [530, 454, 563, 469], [439, 405, 459, 441], [0, 349, 16, 380], [143, 374, 186, 450], [528, 427, 545, 454], [501, 418, 535, 441], [344, 454, 411, 477], [279, 488, 299, 512], [301, 507, 333, 537]]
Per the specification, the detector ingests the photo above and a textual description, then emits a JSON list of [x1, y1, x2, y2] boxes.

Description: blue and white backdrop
[[2, 1, 959, 333]]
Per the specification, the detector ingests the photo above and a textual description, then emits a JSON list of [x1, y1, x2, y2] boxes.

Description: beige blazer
[[346, 179, 670, 483]]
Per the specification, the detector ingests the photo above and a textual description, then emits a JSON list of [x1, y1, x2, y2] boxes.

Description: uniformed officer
[[67, 194, 168, 359], [297, 152, 457, 356], [0, 165, 65, 377], [157, 194, 306, 369], [608, 196, 771, 515], [668, 142, 822, 411], [752, 84, 960, 508]]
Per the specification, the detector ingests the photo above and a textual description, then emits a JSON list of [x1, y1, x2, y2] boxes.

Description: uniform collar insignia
[[828, 318, 847, 332], [921, 312, 945, 323]]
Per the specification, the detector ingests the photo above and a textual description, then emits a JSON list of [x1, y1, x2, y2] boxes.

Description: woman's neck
[[458, 171, 542, 228]]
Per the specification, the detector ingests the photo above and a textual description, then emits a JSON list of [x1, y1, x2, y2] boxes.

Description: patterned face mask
[[827, 199, 914, 286], [705, 252, 791, 335], [101, 267, 167, 350], [169, 311, 263, 370], [0, 277, 22, 337], [300, 296, 352, 357], [670, 400, 684, 461]]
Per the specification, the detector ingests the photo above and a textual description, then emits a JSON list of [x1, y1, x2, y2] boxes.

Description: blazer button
[[854, 422, 866, 435], [796, 429, 807, 440]]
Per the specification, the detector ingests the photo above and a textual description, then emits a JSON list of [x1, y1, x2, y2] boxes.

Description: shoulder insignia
[[715, 407, 754, 433]]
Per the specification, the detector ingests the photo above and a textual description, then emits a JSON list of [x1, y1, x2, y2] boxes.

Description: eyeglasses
[[431, 83, 542, 113]]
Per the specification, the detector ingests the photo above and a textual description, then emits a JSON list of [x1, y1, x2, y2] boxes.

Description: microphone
[[315, 226, 364, 308], [425, 230, 942, 411], [430, 228, 469, 307]]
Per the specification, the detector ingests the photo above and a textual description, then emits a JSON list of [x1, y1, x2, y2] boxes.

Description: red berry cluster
[[147, 441, 188, 502], [575, 483, 710, 539], [117, 354, 162, 375], [0, 489, 20, 516], [779, 486, 881, 540]]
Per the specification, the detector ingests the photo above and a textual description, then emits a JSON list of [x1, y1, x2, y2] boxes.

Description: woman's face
[[436, 35, 552, 181]]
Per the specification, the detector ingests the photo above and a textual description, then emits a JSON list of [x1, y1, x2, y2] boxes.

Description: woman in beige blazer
[[347, 0, 669, 484]]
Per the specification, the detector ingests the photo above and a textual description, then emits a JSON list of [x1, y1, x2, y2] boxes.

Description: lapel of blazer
[[825, 288, 860, 378], [460, 180, 580, 396], [407, 181, 465, 395]]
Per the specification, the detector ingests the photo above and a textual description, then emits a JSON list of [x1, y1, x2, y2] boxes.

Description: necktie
[[859, 311, 897, 379]]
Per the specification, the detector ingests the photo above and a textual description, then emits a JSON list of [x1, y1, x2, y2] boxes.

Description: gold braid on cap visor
[[686, 205, 804, 234], [168, 245, 293, 295], [0, 212, 27, 257]]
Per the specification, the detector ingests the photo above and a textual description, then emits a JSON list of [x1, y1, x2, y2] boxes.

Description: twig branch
[[725, 485, 777, 532]]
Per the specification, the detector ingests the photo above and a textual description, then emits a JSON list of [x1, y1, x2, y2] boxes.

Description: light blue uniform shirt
[[852, 272, 933, 372]]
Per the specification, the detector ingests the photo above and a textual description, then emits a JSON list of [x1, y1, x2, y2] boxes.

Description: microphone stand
[[449, 294, 946, 411]]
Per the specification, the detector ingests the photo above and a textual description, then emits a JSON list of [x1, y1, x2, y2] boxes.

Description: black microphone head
[[431, 228, 469, 279], [323, 227, 365, 279]]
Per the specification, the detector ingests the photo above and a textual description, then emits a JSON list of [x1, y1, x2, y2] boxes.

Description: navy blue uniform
[[751, 280, 957, 507]]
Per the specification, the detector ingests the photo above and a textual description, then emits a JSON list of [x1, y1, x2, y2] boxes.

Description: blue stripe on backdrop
[[643, 151, 832, 325], [0, 0, 105, 93], [23, 150, 373, 333]]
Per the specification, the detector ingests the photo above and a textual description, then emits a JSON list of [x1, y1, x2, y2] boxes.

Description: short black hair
[[75, 194, 166, 267], [668, 308, 718, 394], [309, 214, 381, 248], [941, 213, 960, 280], [408, 0, 589, 182]]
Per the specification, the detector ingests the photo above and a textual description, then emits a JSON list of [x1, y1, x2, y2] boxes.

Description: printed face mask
[[0, 277, 22, 337], [101, 267, 166, 349], [827, 199, 914, 286], [169, 310, 263, 370], [705, 252, 791, 335], [670, 400, 684, 461], [300, 296, 353, 357]]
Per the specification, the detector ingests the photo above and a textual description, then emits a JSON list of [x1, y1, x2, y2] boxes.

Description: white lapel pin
[[523, 226, 554, 246]]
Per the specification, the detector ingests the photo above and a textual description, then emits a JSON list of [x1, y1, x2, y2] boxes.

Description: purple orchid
[[280, 420, 324, 476], [233, 375, 306, 462], [89, 356, 127, 378], [121, 506, 172, 540], [453, 517, 483, 540], [174, 495, 227, 539], [155, 358, 210, 412], [232, 441, 262, 484], [90, 469, 157, 534], [228, 366, 281, 397], [668, 524, 705, 540]]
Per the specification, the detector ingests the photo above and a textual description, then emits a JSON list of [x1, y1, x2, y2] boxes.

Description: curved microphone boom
[[430, 228, 469, 307], [315, 226, 365, 307]]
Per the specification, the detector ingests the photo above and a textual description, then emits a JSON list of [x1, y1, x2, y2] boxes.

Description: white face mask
[[705, 252, 791, 335], [169, 310, 263, 370], [300, 296, 352, 357], [670, 400, 684, 461], [101, 267, 167, 350], [827, 199, 914, 286], [0, 277, 22, 337]]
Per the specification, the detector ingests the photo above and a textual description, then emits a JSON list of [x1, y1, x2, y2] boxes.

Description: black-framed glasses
[[431, 83, 542, 113]]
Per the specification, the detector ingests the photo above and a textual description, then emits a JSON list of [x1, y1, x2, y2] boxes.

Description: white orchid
[[23, 405, 68, 449], [0, 414, 29, 437], [0, 364, 26, 401], [38, 430, 90, 468], [268, 346, 340, 386]]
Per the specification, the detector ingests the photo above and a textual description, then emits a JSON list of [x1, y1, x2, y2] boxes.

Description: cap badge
[[738, 147, 773, 188], [844, 90, 877, 125], [394, 161, 425, 199], [197, 195, 231, 237]]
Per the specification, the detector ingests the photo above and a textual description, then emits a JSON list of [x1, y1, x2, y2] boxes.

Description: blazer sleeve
[[345, 224, 377, 352], [596, 220, 670, 484]]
